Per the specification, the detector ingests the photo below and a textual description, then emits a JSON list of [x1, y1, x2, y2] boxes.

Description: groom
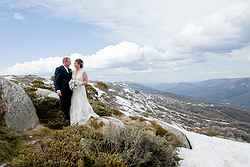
[[54, 57, 73, 121]]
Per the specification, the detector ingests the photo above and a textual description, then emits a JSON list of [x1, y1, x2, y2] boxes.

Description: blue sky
[[0, 0, 250, 83], [0, 6, 110, 66]]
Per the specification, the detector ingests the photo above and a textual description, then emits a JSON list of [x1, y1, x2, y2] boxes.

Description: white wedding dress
[[70, 69, 99, 125]]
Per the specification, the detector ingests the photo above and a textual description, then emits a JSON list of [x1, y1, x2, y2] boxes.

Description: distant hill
[[146, 78, 250, 108]]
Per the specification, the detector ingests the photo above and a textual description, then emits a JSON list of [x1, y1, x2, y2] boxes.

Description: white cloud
[[175, 2, 250, 55], [13, 12, 24, 20], [2, 57, 62, 75], [1, 41, 192, 76]]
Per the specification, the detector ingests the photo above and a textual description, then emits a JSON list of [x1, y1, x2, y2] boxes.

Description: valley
[[147, 78, 250, 108], [98, 82, 250, 142]]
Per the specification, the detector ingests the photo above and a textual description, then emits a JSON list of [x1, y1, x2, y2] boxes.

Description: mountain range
[[146, 77, 250, 108], [108, 82, 250, 143]]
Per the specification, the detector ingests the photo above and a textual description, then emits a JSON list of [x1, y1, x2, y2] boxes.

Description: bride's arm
[[82, 71, 89, 85]]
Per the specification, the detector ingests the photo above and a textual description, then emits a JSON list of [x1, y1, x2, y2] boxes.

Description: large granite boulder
[[0, 78, 39, 131]]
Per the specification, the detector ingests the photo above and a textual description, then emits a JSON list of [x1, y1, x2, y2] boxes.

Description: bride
[[70, 58, 99, 125]]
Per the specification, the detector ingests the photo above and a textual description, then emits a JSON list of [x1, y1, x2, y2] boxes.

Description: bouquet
[[69, 79, 82, 90]]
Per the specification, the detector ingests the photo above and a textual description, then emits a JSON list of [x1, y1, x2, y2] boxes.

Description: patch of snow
[[36, 88, 59, 99], [108, 88, 115, 92], [180, 132, 250, 167], [4, 76, 25, 86], [123, 88, 131, 93], [115, 95, 148, 115], [116, 96, 132, 107], [4, 75, 15, 80], [115, 96, 136, 116], [43, 79, 53, 85]]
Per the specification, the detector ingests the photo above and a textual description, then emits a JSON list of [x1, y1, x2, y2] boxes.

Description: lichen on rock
[[0, 78, 39, 132]]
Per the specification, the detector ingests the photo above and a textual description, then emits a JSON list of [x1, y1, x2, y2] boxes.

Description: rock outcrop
[[0, 78, 39, 131], [86, 116, 125, 135], [36, 88, 59, 99]]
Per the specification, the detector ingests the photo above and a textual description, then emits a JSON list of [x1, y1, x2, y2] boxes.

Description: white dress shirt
[[63, 65, 69, 73]]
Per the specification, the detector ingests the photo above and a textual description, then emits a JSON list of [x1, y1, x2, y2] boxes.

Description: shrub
[[95, 82, 109, 91], [206, 127, 219, 137], [32, 96, 66, 128], [31, 80, 53, 90], [47, 111, 69, 129], [86, 127, 180, 167], [125, 117, 182, 147], [90, 100, 123, 117], [0, 126, 22, 163], [150, 121, 182, 147], [0, 90, 7, 126], [86, 84, 98, 100], [11, 126, 180, 167], [10, 126, 125, 167]]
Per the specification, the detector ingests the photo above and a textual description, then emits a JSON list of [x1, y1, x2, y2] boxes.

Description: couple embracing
[[54, 57, 98, 125]]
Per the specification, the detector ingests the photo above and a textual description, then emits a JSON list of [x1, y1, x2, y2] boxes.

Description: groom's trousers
[[60, 92, 72, 121]]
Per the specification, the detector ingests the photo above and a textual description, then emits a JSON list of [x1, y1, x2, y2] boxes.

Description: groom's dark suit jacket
[[54, 65, 72, 120], [54, 65, 72, 95]]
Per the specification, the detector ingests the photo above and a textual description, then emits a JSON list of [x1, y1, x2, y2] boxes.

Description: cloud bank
[[1, 0, 250, 82], [176, 2, 250, 55], [2, 42, 189, 75]]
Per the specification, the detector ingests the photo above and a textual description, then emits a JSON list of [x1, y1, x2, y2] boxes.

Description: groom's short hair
[[63, 57, 70, 63]]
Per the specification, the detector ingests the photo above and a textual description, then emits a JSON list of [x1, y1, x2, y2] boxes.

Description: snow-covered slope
[[105, 82, 250, 143], [180, 132, 250, 167], [104, 82, 250, 166]]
